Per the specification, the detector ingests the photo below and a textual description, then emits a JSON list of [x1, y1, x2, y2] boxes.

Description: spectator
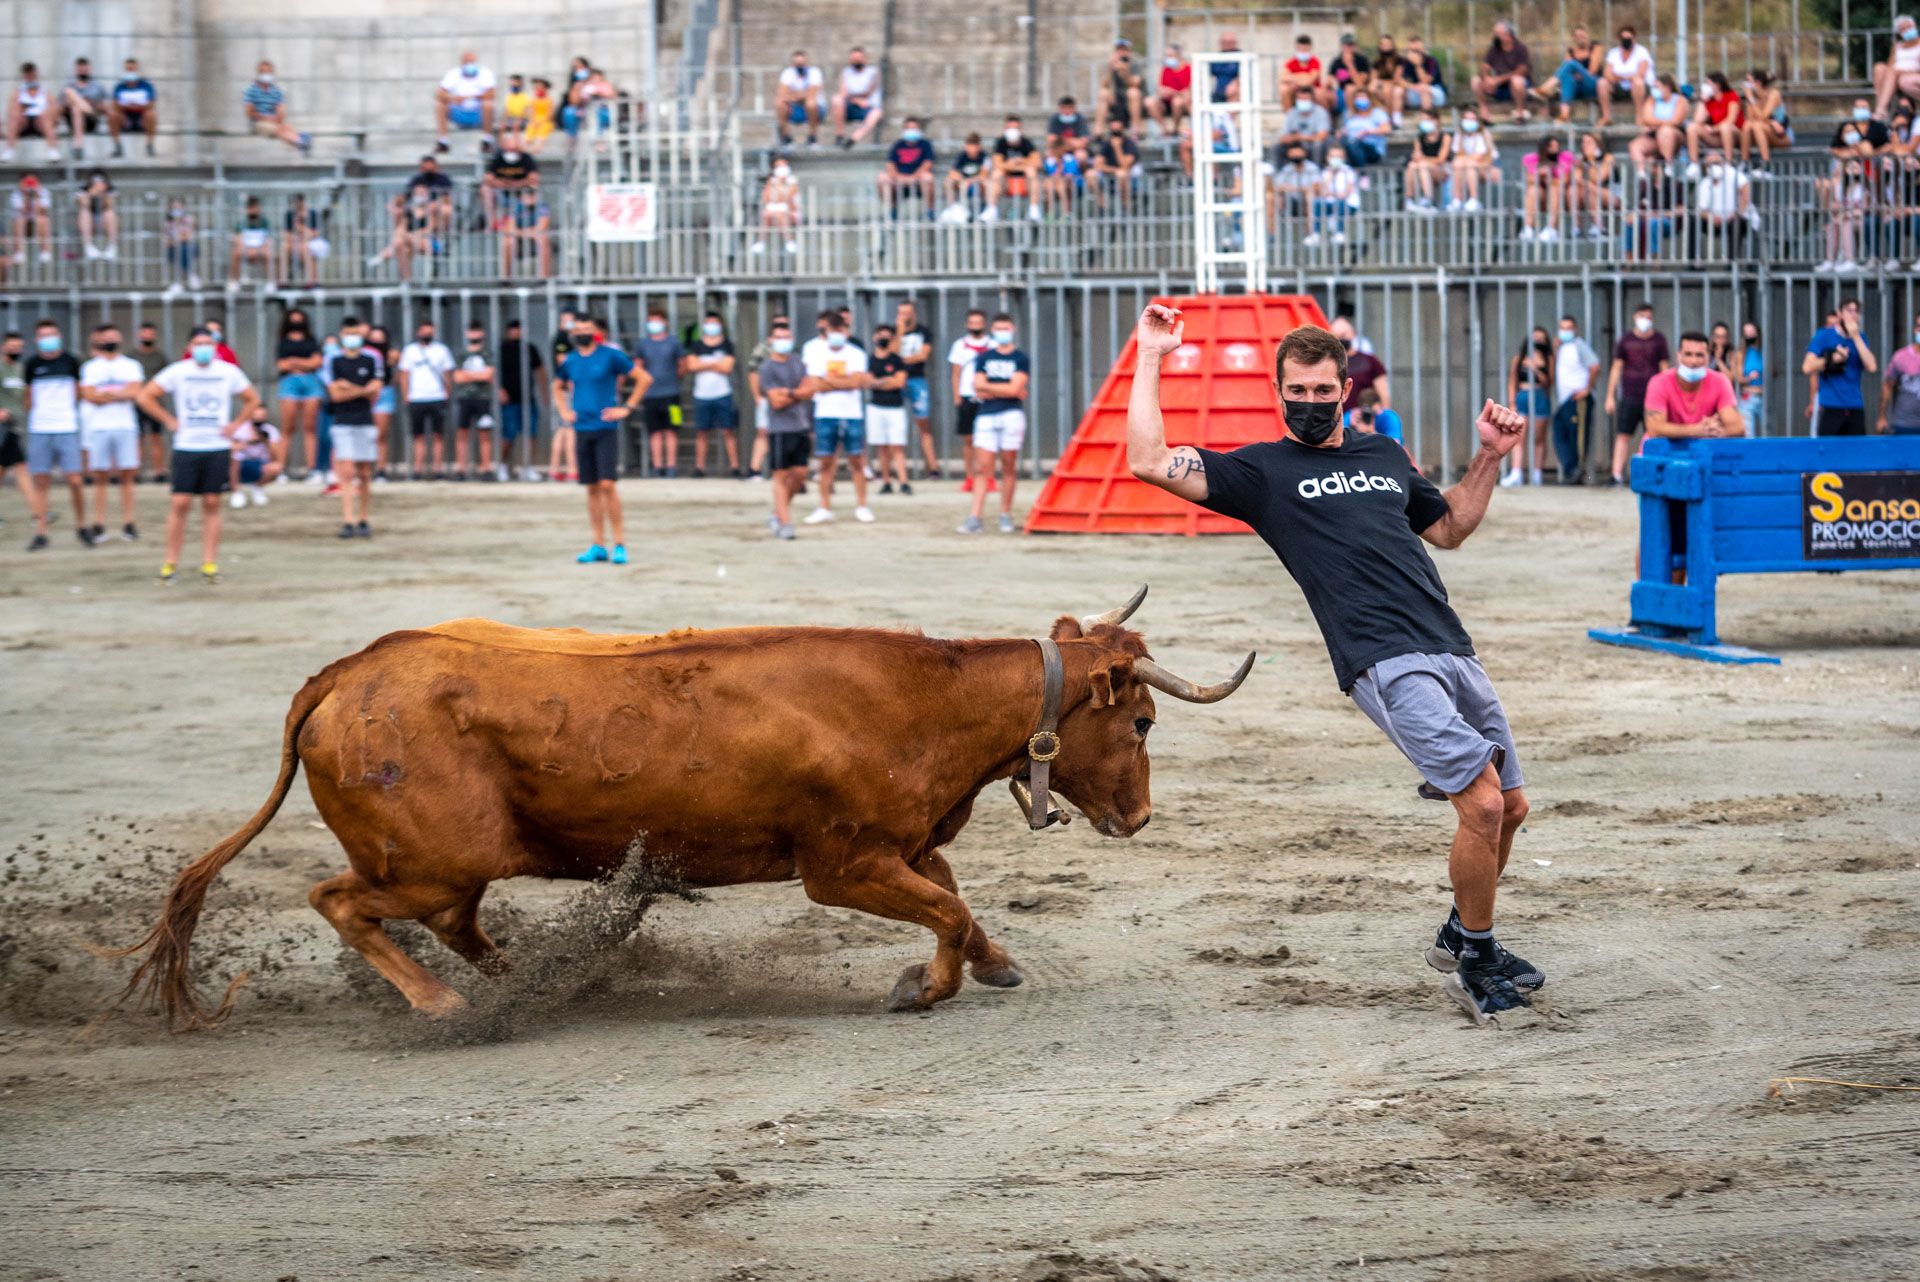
[[0, 333, 28, 513], [751, 158, 801, 255], [1802, 299, 1876, 436], [449, 321, 496, 482], [956, 313, 1029, 535], [1737, 321, 1765, 436], [242, 61, 311, 156], [368, 192, 428, 281], [687, 312, 741, 479], [61, 57, 111, 159], [757, 320, 814, 538], [1876, 15, 1920, 116], [435, 50, 497, 153], [554, 314, 642, 563], [1505, 327, 1552, 486], [1328, 34, 1371, 115], [274, 309, 324, 478], [78, 322, 146, 539], [5, 63, 60, 163], [1331, 316, 1388, 411], [1038, 134, 1085, 218], [1694, 148, 1752, 257], [1552, 26, 1604, 123], [1627, 154, 1680, 258], [110, 57, 157, 159], [1352, 387, 1404, 443], [131, 323, 169, 482], [985, 115, 1041, 222], [1401, 113, 1448, 212], [398, 317, 456, 478], [1097, 39, 1144, 134], [502, 73, 531, 130], [323, 317, 382, 537], [365, 324, 397, 474], [1473, 21, 1534, 123], [1550, 316, 1601, 484], [1146, 44, 1192, 138], [865, 323, 911, 494], [1271, 144, 1320, 236], [188, 318, 240, 367], [21, 320, 86, 550], [1280, 34, 1324, 110], [1741, 69, 1789, 172], [523, 77, 558, 153], [1091, 118, 1142, 212], [495, 318, 545, 480], [1210, 32, 1246, 103], [743, 315, 781, 480], [1605, 303, 1671, 484], [1275, 86, 1333, 165], [1046, 96, 1092, 160], [562, 61, 617, 144], [403, 153, 455, 236], [1629, 75, 1687, 170], [162, 197, 200, 294], [801, 314, 872, 524], [1687, 73, 1745, 176], [7, 171, 50, 264], [942, 133, 989, 219], [228, 195, 274, 287], [1399, 35, 1447, 114], [1877, 311, 1920, 435], [632, 309, 685, 476], [1520, 133, 1574, 242], [226, 403, 281, 508], [879, 118, 937, 212], [1597, 27, 1652, 128], [499, 185, 551, 279], [543, 311, 578, 483], [948, 310, 993, 494], [1570, 132, 1616, 238], [892, 299, 936, 480], [1708, 323, 1737, 383], [135, 326, 260, 580], [830, 47, 883, 148], [1644, 331, 1745, 442], [482, 128, 539, 225], [1338, 89, 1391, 167], [282, 193, 327, 286], [1447, 109, 1497, 211], [75, 169, 117, 262], [1303, 145, 1359, 246], [1817, 154, 1869, 273], [774, 50, 825, 150], [1829, 99, 1888, 166], [1371, 34, 1409, 125]]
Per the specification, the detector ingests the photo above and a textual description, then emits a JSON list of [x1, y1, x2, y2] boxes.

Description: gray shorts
[[1349, 652, 1524, 796], [331, 424, 379, 464], [84, 428, 141, 472]]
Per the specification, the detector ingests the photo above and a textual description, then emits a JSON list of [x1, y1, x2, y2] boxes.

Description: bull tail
[[99, 669, 335, 1031]]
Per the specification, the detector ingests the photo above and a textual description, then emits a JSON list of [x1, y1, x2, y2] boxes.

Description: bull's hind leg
[[913, 849, 1023, 990], [309, 871, 470, 1017], [799, 852, 981, 1012], [422, 885, 510, 977]]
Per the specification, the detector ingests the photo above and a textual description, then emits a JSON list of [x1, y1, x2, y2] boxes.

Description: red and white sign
[[587, 183, 658, 243]]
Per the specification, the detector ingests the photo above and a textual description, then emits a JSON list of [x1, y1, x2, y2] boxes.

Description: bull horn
[[1080, 584, 1149, 631], [1133, 652, 1257, 703]]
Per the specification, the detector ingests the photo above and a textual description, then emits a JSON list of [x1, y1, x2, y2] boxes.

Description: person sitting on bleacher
[[878, 118, 936, 214], [1046, 96, 1091, 163], [1597, 27, 1653, 129], [523, 78, 558, 153], [1096, 40, 1143, 136], [1270, 145, 1320, 238], [1447, 109, 1498, 212], [1274, 85, 1332, 166], [60, 58, 112, 161], [1210, 32, 1247, 104], [1147, 44, 1191, 139], [1829, 98, 1890, 161], [1091, 118, 1141, 213], [1472, 20, 1534, 124], [1328, 35, 1371, 116], [774, 50, 824, 151], [110, 58, 157, 159], [1686, 73, 1746, 179], [1402, 111, 1450, 213], [1876, 15, 1920, 116], [1628, 75, 1688, 172], [1399, 36, 1448, 115], [1280, 34, 1327, 112], [942, 134, 989, 220], [4, 63, 61, 164], [1550, 26, 1604, 124], [829, 47, 883, 149], [1740, 69, 1790, 173], [1039, 134, 1085, 219], [1338, 89, 1391, 168], [241, 61, 311, 157], [984, 115, 1041, 223], [435, 51, 497, 154]]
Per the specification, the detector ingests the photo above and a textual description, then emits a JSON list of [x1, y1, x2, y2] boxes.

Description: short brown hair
[[1274, 325, 1347, 385]]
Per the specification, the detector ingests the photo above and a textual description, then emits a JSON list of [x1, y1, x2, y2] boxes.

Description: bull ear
[[1050, 615, 1085, 641], [1087, 655, 1135, 708]]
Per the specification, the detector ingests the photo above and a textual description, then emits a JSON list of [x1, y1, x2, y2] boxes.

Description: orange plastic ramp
[[1025, 293, 1329, 535]]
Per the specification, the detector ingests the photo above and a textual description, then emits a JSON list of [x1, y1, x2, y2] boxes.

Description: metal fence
[[5, 269, 1914, 485]]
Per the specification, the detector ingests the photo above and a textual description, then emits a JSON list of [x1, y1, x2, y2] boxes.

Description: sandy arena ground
[[1, 476, 1917, 1282]]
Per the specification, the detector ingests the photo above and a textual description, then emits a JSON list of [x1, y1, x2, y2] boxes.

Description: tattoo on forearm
[[1165, 452, 1205, 480]]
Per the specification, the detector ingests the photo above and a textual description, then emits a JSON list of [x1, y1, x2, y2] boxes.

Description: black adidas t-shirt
[[1196, 430, 1472, 691]]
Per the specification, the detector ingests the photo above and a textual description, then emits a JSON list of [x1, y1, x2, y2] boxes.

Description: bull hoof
[[414, 990, 469, 1020], [970, 959, 1025, 989], [886, 963, 932, 1012]]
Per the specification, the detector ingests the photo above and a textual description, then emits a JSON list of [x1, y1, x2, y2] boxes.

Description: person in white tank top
[[1875, 16, 1920, 114]]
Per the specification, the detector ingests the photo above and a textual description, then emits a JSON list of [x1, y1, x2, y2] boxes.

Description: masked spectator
[[1740, 70, 1790, 173], [801, 313, 873, 524], [4, 64, 60, 163], [1208, 32, 1246, 103], [1274, 85, 1332, 166], [134, 325, 261, 580], [1092, 40, 1142, 135], [1304, 146, 1359, 246], [879, 118, 936, 212], [563, 62, 618, 144], [956, 314, 1028, 535], [1400, 36, 1447, 114], [775, 51, 824, 150], [1278, 34, 1322, 110], [757, 320, 813, 538], [892, 299, 936, 480], [274, 309, 324, 479], [1876, 312, 1920, 435], [60, 58, 112, 160], [229, 195, 274, 287], [1877, 15, 1920, 115], [1550, 317, 1602, 484], [985, 115, 1041, 223], [1802, 298, 1876, 436], [1568, 132, 1616, 238], [1447, 109, 1497, 211], [503, 74, 532, 130], [1147, 44, 1191, 137], [864, 323, 911, 494], [635, 309, 687, 476], [1472, 21, 1533, 123], [243, 61, 311, 156], [451, 321, 497, 482], [1338, 89, 1391, 167], [1046, 96, 1091, 160], [1328, 34, 1371, 115], [751, 158, 801, 255], [1371, 34, 1409, 125], [226, 403, 282, 507], [1708, 323, 1737, 384], [1737, 321, 1765, 437], [1645, 331, 1745, 443], [1816, 154, 1869, 273], [1402, 111, 1449, 212], [398, 316, 457, 478], [1092, 119, 1141, 212], [687, 312, 741, 479], [495, 318, 546, 479], [1269, 145, 1319, 238], [483, 128, 539, 225], [110, 58, 157, 158], [78, 322, 146, 538], [1628, 155, 1680, 259], [1686, 73, 1745, 177], [1597, 28, 1652, 128], [436, 51, 497, 153], [131, 323, 170, 480], [830, 47, 883, 148], [1829, 98, 1888, 165], [1551, 27, 1604, 123], [523, 78, 558, 152], [1605, 303, 1671, 483], [162, 197, 200, 294], [1694, 148, 1753, 257], [499, 185, 551, 278], [943, 133, 990, 219], [1505, 327, 1553, 486], [1628, 75, 1687, 170], [1519, 134, 1573, 243], [282, 193, 327, 286], [75, 169, 118, 262]]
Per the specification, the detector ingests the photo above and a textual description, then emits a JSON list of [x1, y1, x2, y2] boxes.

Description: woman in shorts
[[1629, 74, 1687, 169], [274, 309, 324, 477], [1569, 131, 1617, 238], [366, 325, 397, 477], [1403, 110, 1451, 212], [74, 169, 117, 261], [1446, 110, 1497, 211], [1505, 327, 1553, 486], [1740, 69, 1791, 171]]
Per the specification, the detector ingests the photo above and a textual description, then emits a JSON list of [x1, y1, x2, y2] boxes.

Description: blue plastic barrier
[[1589, 436, 1920, 663]]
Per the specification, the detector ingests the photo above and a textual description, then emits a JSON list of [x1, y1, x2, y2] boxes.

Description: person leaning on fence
[[1550, 317, 1602, 485], [1643, 332, 1746, 446], [1876, 15, 1920, 116], [282, 193, 327, 286], [5, 64, 60, 164], [1504, 327, 1553, 487], [228, 195, 274, 286], [1736, 321, 1765, 437], [242, 62, 311, 157], [1473, 21, 1534, 124], [1693, 148, 1754, 258]]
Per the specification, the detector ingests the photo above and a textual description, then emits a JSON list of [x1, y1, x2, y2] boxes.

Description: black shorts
[[1816, 406, 1867, 437], [577, 431, 621, 484], [768, 432, 811, 471], [956, 400, 979, 437], [1614, 400, 1647, 437], [138, 411, 166, 436], [170, 448, 230, 495], [456, 400, 495, 430], [409, 402, 450, 435], [0, 430, 22, 469], [642, 399, 679, 435]]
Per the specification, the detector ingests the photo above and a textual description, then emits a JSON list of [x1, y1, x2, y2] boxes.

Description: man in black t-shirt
[[324, 315, 384, 538], [986, 115, 1041, 221], [497, 318, 545, 477], [1125, 306, 1539, 1025]]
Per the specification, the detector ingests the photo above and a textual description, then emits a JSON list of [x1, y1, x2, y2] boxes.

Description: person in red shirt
[[1643, 331, 1744, 442], [180, 319, 240, 366], [1147, 43, 1192, 137], [1685, 72, 1745, 174], [1284, 35, 1332, 111]]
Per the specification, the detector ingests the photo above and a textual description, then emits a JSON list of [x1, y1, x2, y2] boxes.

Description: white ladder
[[1191, 51, 1267, 295]]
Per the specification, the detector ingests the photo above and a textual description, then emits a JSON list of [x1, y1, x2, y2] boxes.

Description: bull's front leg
[[796, 849, 980, 1012], [912, 848, 1024, 991]]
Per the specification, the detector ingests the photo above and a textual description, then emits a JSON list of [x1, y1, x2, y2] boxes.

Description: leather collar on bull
[[1012, 638, 1071, 830]]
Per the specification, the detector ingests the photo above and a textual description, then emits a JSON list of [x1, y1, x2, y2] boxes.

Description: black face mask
[[572, 335, 596, 350], [966, 326, 985, 337], [97, 341, 119, 353], [1283, 398, 1341, 445]]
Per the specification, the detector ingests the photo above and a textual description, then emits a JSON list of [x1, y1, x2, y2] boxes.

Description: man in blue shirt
[[1208, 32, 1244, 102], [554, 316, 646, 564], [878, 117, 937, 213], [1801, 297, 1877, 436], [109, 57, 157, 158], [633, 309, 686, 477]]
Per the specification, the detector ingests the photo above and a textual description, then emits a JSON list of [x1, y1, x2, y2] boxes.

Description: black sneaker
[[692, 468, 707, 478], [77, 527, 96, 547], [1425, 915, 1546, 991], [27, 533, 48, 551], [879, 481, 894, 495], [122, 523, 139, 541], [1442, 965, 1531, 1025], [91, 523, 106, 542], [338, 522, 357, 539], [901, 482, 914, 496], [356, 520, 372, 538]]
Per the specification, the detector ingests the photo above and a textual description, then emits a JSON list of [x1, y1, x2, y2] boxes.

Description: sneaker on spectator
[[1331, 231, 1346, 244], [803, 507, 835, 524], [0, 146, 12, 162], [980, 206, 1000, 222], [1027, 205, 1042, 221], [249, 485, 269, 505], [1538, 226, 1558, 243], [997, 513, 1016, 534], [1815, 259, 1835, 273], [956, 516, 984, 534], [187, 273, 203, 290], [1519, 225, 1536, 242], [784, 239, 798, 254], [854, 505, 875, 523], [1302, 233, 1322, 247], [1587, 222, 1605, 238], [1837, 259, 1861, 273], [229, 490, 247, 509], [1445, 199, 1463, 212], [750, 240, 766, 255], [1684, 161, 1700, 181], [44, 145, 60, 162], [1464, 197, 1482, 212]]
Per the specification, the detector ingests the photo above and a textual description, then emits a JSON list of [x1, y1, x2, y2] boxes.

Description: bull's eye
[[1134, 717, 1154, 738]]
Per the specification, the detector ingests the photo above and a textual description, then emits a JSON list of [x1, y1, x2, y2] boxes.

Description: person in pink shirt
[[1519, 134, 1577, 241], [1644, 331, 1745, 442]]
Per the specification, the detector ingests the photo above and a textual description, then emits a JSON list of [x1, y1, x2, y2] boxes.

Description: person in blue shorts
[[495, 318, 545, 479], [553, 315, 646, 564], [274, 309, 324, 478], [893, 298, 936, 479]]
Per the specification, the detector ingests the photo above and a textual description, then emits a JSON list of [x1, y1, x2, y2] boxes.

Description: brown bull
[[110, 588, 1252, 1027]]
